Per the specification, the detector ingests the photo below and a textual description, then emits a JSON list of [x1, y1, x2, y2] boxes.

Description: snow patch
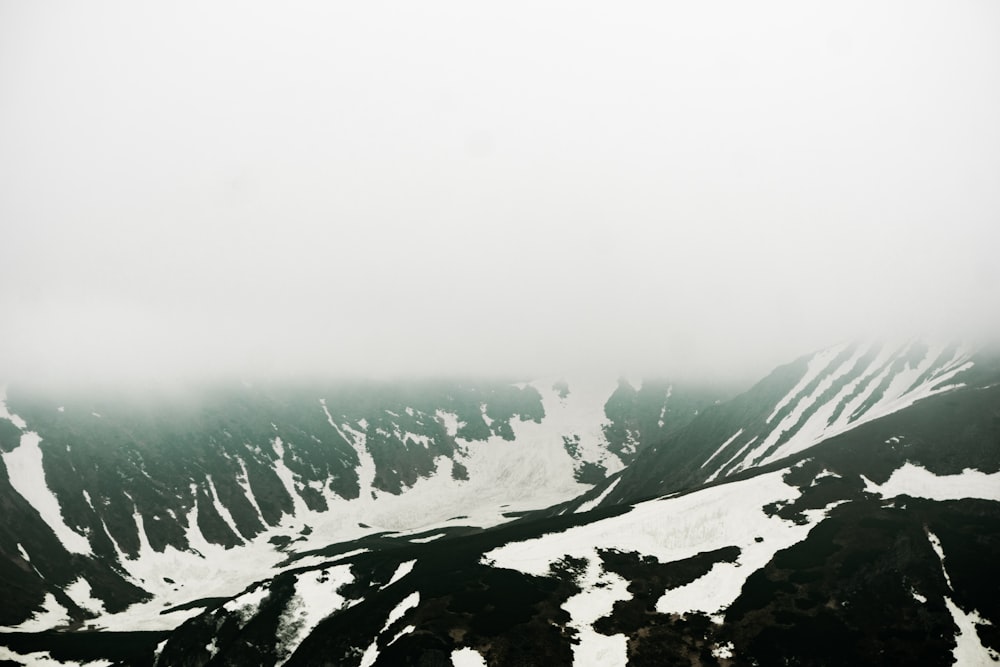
[[451, 647, 488, 667], [66, 577, 106, 616], [436, 410, 460, 438], [275, 565, 355, 665], [712, 642, 735, 660], [655, 504, 841, 618], [409, 533, 444, 543], [562, 557, 630, 667], [864, 464, 1000, 502]]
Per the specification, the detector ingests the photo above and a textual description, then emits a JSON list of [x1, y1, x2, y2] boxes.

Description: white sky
[[2, 1, 999, 384]]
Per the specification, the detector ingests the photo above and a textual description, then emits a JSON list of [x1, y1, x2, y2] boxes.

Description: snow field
[[485, 467, 841, 647]]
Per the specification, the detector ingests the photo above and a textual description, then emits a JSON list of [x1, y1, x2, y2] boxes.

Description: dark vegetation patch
[[593, 547, 741, 666], [724, 499, 1000, 666], [0, 630, 168, 666]]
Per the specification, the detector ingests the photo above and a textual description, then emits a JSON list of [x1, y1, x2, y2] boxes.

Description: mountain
[[577, 340, 979, 510], [1, 340, 998, 666], [0, 376, 718, 635]]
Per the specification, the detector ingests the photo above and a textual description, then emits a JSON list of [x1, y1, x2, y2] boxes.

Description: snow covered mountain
[[1, 340, 998, 666], [144, 342, 1000, 667], [573, 340, 980, 511], [0, 376, 716, 635]]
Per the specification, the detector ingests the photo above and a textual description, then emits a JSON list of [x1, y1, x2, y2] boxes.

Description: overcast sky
[[2, 1, 999, 385]]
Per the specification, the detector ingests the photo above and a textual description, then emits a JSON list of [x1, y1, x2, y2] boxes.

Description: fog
[[2, 1, 999, 387]]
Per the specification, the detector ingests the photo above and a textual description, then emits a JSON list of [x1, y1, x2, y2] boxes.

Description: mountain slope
[[579, 340, 980, 509], [0, 377, 716, 632], [150, 376, 1000, 666]]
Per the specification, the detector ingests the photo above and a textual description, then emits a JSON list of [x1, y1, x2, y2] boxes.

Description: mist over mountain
[[2, 1, 1000, 665], [1, 339, 998, 666], [2, 0, 1000, 387]]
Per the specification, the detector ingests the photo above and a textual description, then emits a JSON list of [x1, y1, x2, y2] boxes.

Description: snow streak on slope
[[753, 343, 972, 468], [1, 431, 92, 555], [485, 470, 837, 626], [927, 531, 999, 665], [741, 344, 868, 470], [381, 560, 416, 589], [359, 592, 421, 667], [701, 429, 743, 470], [707, 342, 974, 481], [576, 477, 622, 513], [62, 378, 625, 633], [705, 437, 757, 484], [0, 375, 683, 633], [765, 344, 849, 424]]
